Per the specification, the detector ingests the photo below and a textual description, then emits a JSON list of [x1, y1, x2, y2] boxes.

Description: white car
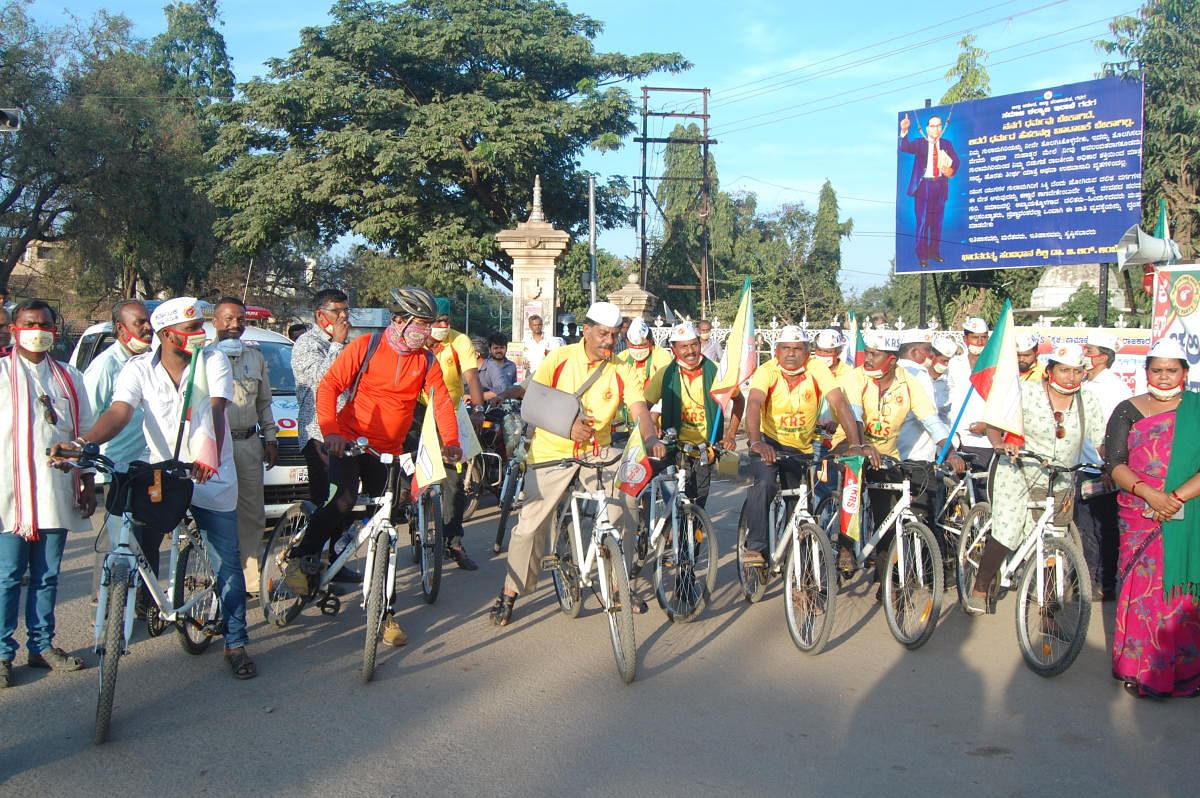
[[70, 319, 307, 521]]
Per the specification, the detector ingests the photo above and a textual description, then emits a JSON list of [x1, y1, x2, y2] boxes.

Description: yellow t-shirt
[[748, 358, 840, 453], [1020, 362, 1045, 382], [645, 363, 709, 444], [832, 366, 941, 458], [528, 343, 646, 463], [618, 346, 673, 389], [432, 329, 479, 404]]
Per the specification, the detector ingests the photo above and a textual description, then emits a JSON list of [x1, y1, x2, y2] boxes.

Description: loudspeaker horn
[[1116, 224, 1181, 269]]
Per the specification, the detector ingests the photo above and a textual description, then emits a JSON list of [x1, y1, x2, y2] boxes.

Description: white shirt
[[924, 137, 940, 178], [521, 332, 564, 376], [897, 359, 938, 461], [112, 348, 237, 512], [0, 355, 95, 533], [947, 353, 990, 449]]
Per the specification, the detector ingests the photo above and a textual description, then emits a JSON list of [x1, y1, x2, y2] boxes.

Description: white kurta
[[0, 355, 95, 533], [947, 353, 989, 449]]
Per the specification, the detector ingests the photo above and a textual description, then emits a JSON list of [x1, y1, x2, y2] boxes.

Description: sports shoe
[[381, 614, 408, 647]]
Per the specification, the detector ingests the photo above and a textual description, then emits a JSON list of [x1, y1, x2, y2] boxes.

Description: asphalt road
[[1, 479, 1196, 797]]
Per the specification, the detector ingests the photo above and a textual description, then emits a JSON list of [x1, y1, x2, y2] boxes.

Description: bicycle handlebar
[[47, 444, 191, 479], [529, 452, 625, 471], [1010, 451, 1103, 474]]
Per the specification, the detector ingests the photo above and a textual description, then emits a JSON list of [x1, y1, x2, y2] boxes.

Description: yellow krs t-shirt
[[431, 328, 479, 404], [528, 343, 646, 463], [618, 346, 673, 389], [645, 363, 709, 445], [832, 366, 941, 458], [749, 357, 840, 454]]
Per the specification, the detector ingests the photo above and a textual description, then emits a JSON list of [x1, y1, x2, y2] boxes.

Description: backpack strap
[[347, 331, 383, 404]]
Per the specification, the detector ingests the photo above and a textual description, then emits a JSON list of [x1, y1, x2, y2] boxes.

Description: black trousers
[[1075, 477, 1120, 593], [860, 462, 938, 583], [299, 453, 393, 558], [302, 439, 332, 507], [745, 438, 810, 556]]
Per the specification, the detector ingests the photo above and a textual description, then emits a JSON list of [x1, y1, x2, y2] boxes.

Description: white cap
[[776, 325, 805, 344], [1015, 333, 1040, 353], [1148, 338, 1188, 361], [625, 317, 651, 345], [813, 329, 843, 349], [899, 328, 929, 346], [931, 334, 958, 357], [151, 297, 201, 331], [668, 321, 699, 343], [1048, 342, 1086, 369], [962, 317, 989, 335], [584, 301, 622, 329], [1087, 332, 1120, 351], [870, 331, 901, 352]]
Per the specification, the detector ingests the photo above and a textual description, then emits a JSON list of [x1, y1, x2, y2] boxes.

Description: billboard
[[1016, 325, 1150, 395], [1151, 265, 1200, 389], [895, 76, 1144, 274]]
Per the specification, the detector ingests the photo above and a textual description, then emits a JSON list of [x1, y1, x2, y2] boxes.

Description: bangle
[[1171, 490, 1185, 503], [1130, 480, 1144, 496]]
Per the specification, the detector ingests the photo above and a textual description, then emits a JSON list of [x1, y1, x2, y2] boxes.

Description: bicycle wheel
[[550, 508, 583, 618], [419, 492, 444, 604], [882, 520, 943, 650], [653, 504, 718, 622], [461, 454, 485, 522], [492, 462, 520, 554], [735, 500, 767, 603], [956, 503, 992, 611], [94, 562, 129, 745], [601, 534, 637, 684], [361, 526, 390, 684], [814, 494, 839, 541], [173, 536, 220, 655], [1014, 537, 1091, 677], [784, 522, 838, 655], [260, 502, 313, 626]]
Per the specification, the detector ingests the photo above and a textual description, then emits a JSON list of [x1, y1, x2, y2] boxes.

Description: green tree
[[649, 122, 712, 317], [206, 0, 688, 288], [1099, 0, 1200, 259], [556, 242, 626, 322], [804, 181, 852, 323], [1058, 285, 1101, 326], [940, 34, 990, 104]]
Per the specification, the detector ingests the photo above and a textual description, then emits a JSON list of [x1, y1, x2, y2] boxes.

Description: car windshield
[[254, 340, 296, 395]]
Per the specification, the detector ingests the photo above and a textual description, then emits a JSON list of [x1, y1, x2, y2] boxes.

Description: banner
[[1152, 265, 1200, 389], [1016, 325, 1151, 395], [895, 76, 1144, 274], [839, 455, 865, 542]]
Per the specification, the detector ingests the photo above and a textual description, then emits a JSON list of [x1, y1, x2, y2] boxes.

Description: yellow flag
[[414, 393, 447, 494], [455, 399, 483, 462]]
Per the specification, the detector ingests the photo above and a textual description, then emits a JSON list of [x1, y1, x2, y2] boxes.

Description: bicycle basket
[[105, 460, 194, 535]]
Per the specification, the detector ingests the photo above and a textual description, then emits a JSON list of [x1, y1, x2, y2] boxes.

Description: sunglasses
[[38, 394, 58, 426], [1053, 410, 1065, 440]]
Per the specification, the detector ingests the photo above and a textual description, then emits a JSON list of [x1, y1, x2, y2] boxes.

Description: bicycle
[[834, 455, 944, 650], [629, 431, 719, 623], [462, 400, 521, 520], [55, 445, 221, 744], [956, 451, 1094, 677], [734, 453, 838, 654], [260, 437, 418, 682], [930, 454, 991, 599], [540, 452, 638, 683]]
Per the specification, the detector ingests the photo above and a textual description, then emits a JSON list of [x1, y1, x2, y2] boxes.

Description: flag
[[662, 300, 678, 326], [969, 298, 1024, 447], [180, 348, 220, 472], [839, 455, 865, 542], [616, 425, 653, 497], [710, 277, 756, 408], [413, 390, 447, 495], [455, 399, 483, 463], [844, 313, 867, 367]]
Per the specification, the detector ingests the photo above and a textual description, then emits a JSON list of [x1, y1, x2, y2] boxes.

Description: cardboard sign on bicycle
[[840, 455, 866, 542]]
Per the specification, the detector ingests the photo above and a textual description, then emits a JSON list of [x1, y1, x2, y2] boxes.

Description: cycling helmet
[[390, 286, 438, 320]]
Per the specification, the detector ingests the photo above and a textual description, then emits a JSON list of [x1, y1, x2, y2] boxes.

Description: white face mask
[[699, 332, 711, 341], [864, 367, 885, 379], [215, 338, 244, 358], [430, 325, 450, 342], [967, 344, 986, 356], [779, 365, 806, 377], [1148, 382, 1184, 401], [16, 329, 54, 353], [1047, 375, 1082, 395], [629, 345, 651, 362], [932, 361, 948, 375], [125, 335, 150, 354], [814, 355, 835, 368]]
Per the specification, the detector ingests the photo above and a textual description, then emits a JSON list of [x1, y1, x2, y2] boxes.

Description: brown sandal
[[224, 647, 257, 680]]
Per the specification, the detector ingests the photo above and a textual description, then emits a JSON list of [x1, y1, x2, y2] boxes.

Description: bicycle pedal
[[317, 593, 341, 616], [201, 621, 222, 638], [539, 554, 560, 570]]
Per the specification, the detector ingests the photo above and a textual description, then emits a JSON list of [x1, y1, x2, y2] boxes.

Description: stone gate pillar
[[496, 176, 570, 350]]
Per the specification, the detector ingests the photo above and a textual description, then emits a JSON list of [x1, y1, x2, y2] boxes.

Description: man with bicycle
[[643, 321, 742, 509], [742, 326, 864, 567], [292, 287, 461, 647], [489, 301, 664, 626], [57, 297, 256, 679]]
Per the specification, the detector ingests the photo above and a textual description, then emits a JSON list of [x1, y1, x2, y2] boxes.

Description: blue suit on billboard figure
[[899, 113, 960, 267]]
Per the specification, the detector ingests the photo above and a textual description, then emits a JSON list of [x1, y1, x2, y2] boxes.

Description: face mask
[[215, 338, 244, 358], [126, 335, 150, 354], [174, 329, 206, 354], [967, 344, 986, 356], [864, 367, 885, 379], [430, 325, 450, 342], [932, 362, 948, 375], [1148, 377, 1184, 400], [779, 365, 806, 377], [14, 328, 54, 353], [699, 332, 711, 341], [814, 355, 836, 368], [1089, 354, 1107, 370], [403, 321, 431, 349], [316, 311, 336, 335], [628, 344, 651, 362], [1047, 374, 1081, 395]]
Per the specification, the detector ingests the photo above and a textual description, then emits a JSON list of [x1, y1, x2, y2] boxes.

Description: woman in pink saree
[[1105, 339, 1200, 698]]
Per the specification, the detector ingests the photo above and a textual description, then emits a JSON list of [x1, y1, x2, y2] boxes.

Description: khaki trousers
[[504, 447, 637, 596], [233, 437, 267, 592]]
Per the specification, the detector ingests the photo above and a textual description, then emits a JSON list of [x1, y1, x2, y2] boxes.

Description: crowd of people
[[0, 288, 1196, 699]]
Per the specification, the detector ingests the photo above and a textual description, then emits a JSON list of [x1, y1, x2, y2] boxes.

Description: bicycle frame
[[853, 474, 922, 583], [94, 515, 211, 655], [996, 492, 1070, 599], [932, 468, 979, 536], [564, 488, 622, 603], [641, 458, 696, 571]]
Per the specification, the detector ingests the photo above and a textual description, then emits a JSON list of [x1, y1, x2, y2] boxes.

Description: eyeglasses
[[38, 394, 58, 426], [1053, 410, 1065, 439]]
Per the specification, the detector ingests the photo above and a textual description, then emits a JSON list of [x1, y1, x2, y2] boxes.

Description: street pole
[[1098, 264, 1110, 326], [589, 175, 597, 305], [918, 98, 931, 328], [465, 289, 471, 334]]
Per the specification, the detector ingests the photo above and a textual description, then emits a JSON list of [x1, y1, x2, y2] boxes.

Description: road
[[0, 478, 1195, 797]]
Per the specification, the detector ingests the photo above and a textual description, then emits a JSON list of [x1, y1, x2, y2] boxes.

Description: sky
[[29, 0, 1141, 297]]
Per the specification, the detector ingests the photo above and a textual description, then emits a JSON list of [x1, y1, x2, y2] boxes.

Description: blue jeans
[[189, 506, 249, 650], [0, 529, 68, 661]]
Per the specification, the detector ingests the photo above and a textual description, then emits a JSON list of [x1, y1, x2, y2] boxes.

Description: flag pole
[[173, 350, 201, 461], [936, 384, 974, 465]]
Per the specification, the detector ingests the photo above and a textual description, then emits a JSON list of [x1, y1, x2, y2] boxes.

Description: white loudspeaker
[[1116, 224, 1181, 269]]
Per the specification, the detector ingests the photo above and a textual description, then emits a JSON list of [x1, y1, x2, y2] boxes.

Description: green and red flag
[[616, 425, 653, 497], [710, 277, 757, 409], [839, 455, 866, 541], [178, 348, 220, 472], [844, 313, 867, 367], [968, 298, 1024, 447]]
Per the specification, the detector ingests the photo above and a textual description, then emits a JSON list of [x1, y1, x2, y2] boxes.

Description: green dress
[[988, 381, 1104, 550]]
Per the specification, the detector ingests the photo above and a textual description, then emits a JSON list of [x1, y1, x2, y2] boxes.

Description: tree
[[556, 242, 626, 322], [1058, 285, 1101, 326], [649, 122, 712, 316], [804, 181, 852, 323], [940, 34, 990, 104], [1099, 0, 1200, 259], [206, 0, 689, 288]]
